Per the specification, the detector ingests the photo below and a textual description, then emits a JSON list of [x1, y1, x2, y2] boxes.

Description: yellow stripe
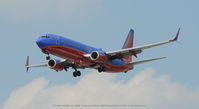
[[124, 32, 132, 48]]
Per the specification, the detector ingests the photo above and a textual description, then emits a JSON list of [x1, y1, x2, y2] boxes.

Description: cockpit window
[[40, 36, 50, 38]]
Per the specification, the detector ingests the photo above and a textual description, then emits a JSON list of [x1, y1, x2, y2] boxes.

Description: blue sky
[[0, 0, 199, 108]]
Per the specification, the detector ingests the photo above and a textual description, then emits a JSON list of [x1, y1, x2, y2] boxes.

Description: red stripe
[[41, 46, 132, 73]]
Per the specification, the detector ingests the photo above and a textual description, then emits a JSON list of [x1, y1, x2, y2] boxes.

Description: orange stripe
[[124, 32, 132, 48]]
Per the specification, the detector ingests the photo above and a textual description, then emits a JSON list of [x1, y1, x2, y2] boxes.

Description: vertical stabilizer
[[122, 29, 134, 62]]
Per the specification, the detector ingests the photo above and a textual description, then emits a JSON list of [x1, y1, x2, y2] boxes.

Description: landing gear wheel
[[77, 71, 81, 76], [46, 56, 50, 60], [102, 66, 106, 72], [73, 71, 81, 77], [98, 68, 102, 73], [73, 71, 77, 77], [98, 65, 106, 73]]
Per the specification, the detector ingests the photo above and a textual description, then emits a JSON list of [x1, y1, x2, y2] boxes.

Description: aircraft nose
[[36, 38, 45, 48]]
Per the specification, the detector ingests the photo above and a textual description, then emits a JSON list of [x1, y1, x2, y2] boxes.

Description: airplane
[[26, 28, 180, 77]]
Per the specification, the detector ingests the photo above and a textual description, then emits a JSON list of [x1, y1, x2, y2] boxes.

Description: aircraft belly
[[43, 46, 94, 67], [104, 64, 132, 73], [42, 46, 132, 72]]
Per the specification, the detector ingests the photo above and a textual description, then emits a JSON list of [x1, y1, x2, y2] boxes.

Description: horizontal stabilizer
[[130, 57, 166, 66], [25, 56, 47, 72], [26, 64, 48, 72], [28, 64, 48, 68]]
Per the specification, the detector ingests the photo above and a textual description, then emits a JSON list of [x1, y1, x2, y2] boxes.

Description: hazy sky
[[0, 0, 199, 108]]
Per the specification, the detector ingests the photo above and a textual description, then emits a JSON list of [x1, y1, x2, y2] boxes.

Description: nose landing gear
[[42, 50, 50, 60]]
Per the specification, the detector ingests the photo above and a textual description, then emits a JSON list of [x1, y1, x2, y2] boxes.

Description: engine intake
[[48, 59, 56, 68], [48, 59, 64, 71], [90, 51, 99, 60]]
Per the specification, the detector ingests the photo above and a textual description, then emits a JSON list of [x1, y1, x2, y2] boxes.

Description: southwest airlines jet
[[26, 28, 180, 77]]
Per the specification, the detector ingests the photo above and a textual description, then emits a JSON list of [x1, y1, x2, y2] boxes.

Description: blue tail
[[122, 29, 134, 49], [122, 29, 134, 62]]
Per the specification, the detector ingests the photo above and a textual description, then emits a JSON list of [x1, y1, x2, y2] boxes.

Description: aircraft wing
[[130, 57, 166, 66], [106, 28, 180, 59], [25, 56, 84, 72]]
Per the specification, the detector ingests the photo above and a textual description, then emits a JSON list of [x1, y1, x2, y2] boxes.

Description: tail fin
[[25, 56, 29, 72], [122, 29, 134, 49], [122, 29, 134, 62]]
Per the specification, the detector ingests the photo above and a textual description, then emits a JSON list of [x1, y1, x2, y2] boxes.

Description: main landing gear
[[73, 67, 81, 77], [98, 64, 106, 73], [73, 71, 81, 77]]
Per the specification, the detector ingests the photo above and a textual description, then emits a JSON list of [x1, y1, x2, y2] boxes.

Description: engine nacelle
[[48, 59, 64, 71], [90, 51, 99, 60], [84, 51, 108, 63]]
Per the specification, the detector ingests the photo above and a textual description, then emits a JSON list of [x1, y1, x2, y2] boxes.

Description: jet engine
[[84, 51, 108, 63], [90, 51, 99, 60], [48, 59, 64, 71]]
